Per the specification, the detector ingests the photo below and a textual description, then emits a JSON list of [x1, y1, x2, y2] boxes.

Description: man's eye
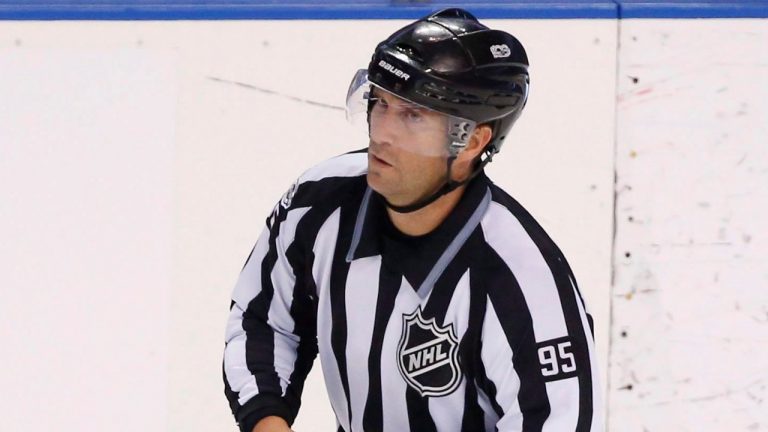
[[404, 110, 423, 122]]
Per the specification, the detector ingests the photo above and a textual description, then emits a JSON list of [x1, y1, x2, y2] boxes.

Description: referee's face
[[367, 90, 451, 207]]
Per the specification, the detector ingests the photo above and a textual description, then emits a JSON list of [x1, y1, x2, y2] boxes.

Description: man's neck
[[386, 185, 467, 236]]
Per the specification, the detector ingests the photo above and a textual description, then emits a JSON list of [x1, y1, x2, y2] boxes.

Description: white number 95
[[538, 341, 576, 377]]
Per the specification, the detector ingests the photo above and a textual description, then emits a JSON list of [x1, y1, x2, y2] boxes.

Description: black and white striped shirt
[[223, 150, 602, 432]]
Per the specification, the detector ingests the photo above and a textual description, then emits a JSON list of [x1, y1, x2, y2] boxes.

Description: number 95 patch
[[536, 336, 578, 381]]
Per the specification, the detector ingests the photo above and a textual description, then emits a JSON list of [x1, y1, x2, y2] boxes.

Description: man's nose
[[369, 113, 401, 147]]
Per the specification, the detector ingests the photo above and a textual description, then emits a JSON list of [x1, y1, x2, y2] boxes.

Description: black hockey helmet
[[366, 8, 529, 156]]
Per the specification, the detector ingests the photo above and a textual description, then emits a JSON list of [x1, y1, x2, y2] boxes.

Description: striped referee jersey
[[223, 150, 602, 432]]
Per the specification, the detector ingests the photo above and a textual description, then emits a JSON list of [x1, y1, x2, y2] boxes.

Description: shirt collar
[[346, 171, 491, 262]]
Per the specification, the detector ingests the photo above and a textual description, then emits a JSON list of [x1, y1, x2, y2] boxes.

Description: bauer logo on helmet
[[378, 60, 410, 81]]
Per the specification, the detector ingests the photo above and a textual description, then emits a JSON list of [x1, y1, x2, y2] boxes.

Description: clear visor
[[345, 69, 476, 157]]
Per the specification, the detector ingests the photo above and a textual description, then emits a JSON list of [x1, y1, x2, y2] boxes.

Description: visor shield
[[345, 69, 477, 157]]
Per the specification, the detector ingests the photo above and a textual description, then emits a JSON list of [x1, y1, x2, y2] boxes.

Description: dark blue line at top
[[619, 1, 768, 18], [0, 2, 619, 20], [0, 1, 766, 20]]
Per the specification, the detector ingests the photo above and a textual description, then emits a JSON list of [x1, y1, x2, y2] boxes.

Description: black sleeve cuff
[[237, 393, 294, 432]]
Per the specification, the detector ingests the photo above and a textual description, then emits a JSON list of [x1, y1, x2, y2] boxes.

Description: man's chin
[[366, 172, 387, 194], [366, 173, 400, 200]]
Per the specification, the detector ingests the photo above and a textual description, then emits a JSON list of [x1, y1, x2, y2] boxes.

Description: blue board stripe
[[0, 1, 765, 20], [0, 2, 618, 20], [620, 2, 768, 18]]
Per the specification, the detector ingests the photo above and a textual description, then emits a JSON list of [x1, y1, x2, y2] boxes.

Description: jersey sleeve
[[222, 191, 318, 432], [479, 267, 603, 432], [477, 195, 604, 432]]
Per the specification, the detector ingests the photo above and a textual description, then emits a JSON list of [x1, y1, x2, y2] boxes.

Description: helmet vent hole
[[419, 82, 482, 105]]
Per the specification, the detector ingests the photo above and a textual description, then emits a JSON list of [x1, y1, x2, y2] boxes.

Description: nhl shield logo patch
[[397, 307, 462, 397]]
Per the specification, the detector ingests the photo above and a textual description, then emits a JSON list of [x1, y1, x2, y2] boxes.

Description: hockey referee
[[223, 8, 602, 432]]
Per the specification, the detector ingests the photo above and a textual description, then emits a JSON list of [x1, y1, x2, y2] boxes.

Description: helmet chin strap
[[384, 148, 494, 214]]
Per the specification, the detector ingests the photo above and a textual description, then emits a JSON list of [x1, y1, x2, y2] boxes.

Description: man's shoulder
[[277, 149, 368, 213], [477, 180, 577, 303], [297, 149, 368, 185], [480, 180, 563, 259]]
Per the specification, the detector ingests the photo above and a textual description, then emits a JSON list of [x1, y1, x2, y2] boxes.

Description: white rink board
[[610, 19, 768, 431], [1, 15, 764, 432], [0, 48, 176, 430]]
